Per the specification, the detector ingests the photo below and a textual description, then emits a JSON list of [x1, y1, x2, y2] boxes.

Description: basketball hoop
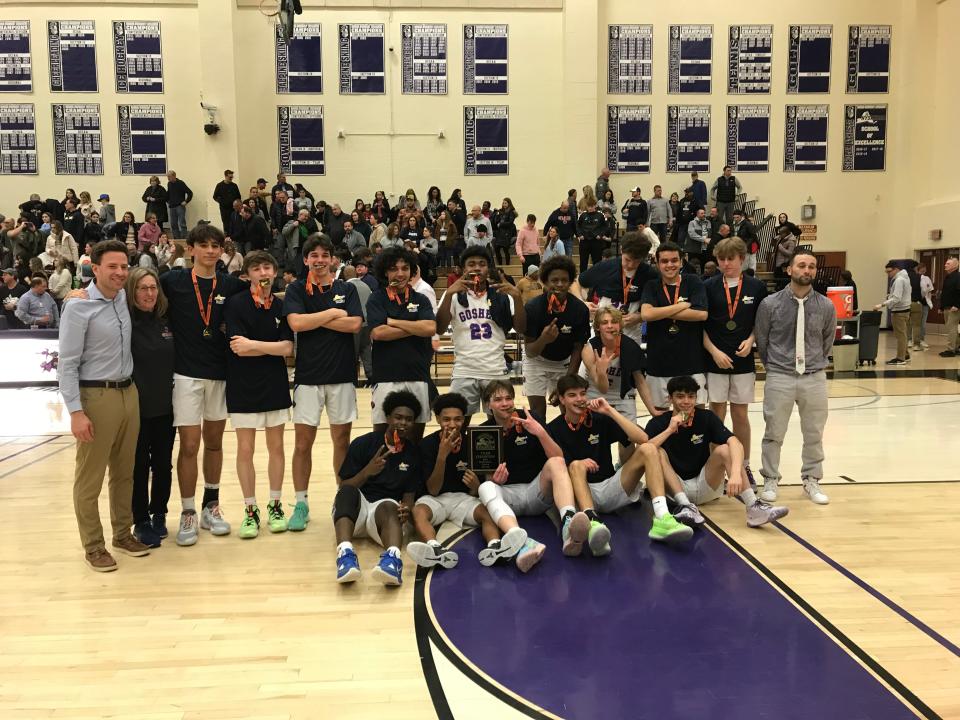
[[259, 0, 302, 43]]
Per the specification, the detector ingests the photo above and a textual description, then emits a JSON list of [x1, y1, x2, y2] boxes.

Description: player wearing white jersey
[[435, 247, 526, 420]]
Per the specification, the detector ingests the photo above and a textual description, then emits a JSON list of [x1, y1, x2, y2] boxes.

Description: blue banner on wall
[[278, 105, 325, 175], [607, 25, 653, 94], [52, 103, 102, 175], [338, 24, 384, 94], [668, 25, 712, 93], [727, 24, 772, 94], [118, 104, 166, 175], [402, 23, 447, 95], [606, 105, 651, 173], [0, 104, 37, 175], [464, 105, 508, 175], [787, 25, 832, 93], [276, 22, 322, 94], [666, 105, 710, 172], [0, 21, 33, 93], [463, 25, 508, 94], [843, 104, 886, 171], [847, 25, 891, 93], [784, 104, 829, 172], [113, 21, 163, 93], [726, 105, 769, 172], [48, 21, 97, 93]]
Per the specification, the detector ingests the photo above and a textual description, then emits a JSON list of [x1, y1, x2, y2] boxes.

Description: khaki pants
[[74, 385, 140, 553], [946, 308, 960, 352], [908, 301, 923, 345], [760, 370, 828, 483], [891, 310, 909, 360]]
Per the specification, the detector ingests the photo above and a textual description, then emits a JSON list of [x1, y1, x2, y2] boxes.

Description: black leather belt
[[79, 379, 132, 389]]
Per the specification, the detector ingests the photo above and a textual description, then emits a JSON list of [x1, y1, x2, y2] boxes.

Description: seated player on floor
[[407, 392, 528, 570], [645, 376, 789, 528], [332, 390, 422, 586], [547, 375, 693, 551]]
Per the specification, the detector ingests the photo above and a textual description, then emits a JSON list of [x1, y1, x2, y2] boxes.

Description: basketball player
[[333, 391, 422, 586], [522, 256, 591, 418], [640, 242, 709, 411], [160, 224, 247, 546], [284, 235, 363, 531], [548, 375, 693, 550], [224, 251, 294, 539], [702, 237, 767, 485], [408, 393, 528, 569], [477, 379, 587, 564], [435, 246, 526, 421], [645, 376, 788, 528], [367, 247, 437, 441]]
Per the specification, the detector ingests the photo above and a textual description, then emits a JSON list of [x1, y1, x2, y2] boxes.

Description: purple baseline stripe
[[773, 519, 960, 659], [428, 508, 919, 720]]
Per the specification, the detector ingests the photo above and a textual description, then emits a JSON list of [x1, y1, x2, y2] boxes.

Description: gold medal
[[668, 322, 680, 335], [726, 320, 737, 331]]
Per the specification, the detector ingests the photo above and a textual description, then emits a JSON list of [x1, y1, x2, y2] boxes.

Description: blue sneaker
[[336, 548, 361, 583], [151, 513, 168, 539], [371, 551, 403, 586], [134, 521, 162, 549]]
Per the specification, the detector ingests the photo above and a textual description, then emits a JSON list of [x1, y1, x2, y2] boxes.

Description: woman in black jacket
[[142, 176, 169, 227], [491, 197, 518, 266], [125, 267, 176, 547], [775, 213, 802, 239], [110, 211, 141, 245]]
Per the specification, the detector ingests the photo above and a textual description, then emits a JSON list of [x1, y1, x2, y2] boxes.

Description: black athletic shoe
[[134, 521, 163, 548], [939, 350, 956, 357], [151, 512, 168, 538], [885, 358, 907, 365]]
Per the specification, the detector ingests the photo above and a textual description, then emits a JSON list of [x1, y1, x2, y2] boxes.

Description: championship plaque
[[468, 427, 502, 473]]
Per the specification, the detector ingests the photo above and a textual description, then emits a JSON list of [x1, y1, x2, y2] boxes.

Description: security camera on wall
[[204, 123, 220, 136], [201, 102, 220, 136]]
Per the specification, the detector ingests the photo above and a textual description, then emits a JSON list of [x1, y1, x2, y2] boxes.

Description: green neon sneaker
[[588, 520, 612, 556], [288, 501, 310, 532], [267, 500, 288, 533], [238, 505, 260, 540], [648, 514, 693, 544]]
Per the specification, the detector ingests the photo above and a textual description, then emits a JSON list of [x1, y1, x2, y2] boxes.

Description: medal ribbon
[[566, 410, 593, 433], [724, 275, 744, 322], [251, 282, 273, 310], [386, 430, 404, 453], [662, 281, 681, 306], [621, 268, 633, 306], [501, 411, 525, 437], [386, 284, 410, 306], [547, 293, 567, 314], [304, 270, 333, 296], [192, 268, 216, 332]]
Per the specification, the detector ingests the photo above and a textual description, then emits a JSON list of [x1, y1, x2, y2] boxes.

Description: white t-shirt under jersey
[[442, 289, 514, 379]]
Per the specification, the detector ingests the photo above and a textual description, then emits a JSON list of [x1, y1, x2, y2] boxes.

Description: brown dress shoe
[[85, 548, 118, 572], [112, 535, 151, 557]]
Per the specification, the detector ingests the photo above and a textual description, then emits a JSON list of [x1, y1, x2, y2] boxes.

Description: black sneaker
[[939, 350, 956, 357], [885, 358, 907, 365], [151, 512, 168, 538], [134, 521, 163, 548]]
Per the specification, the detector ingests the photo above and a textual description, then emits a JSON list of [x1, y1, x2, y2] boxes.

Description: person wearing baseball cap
[[517, 264, 543, 306], [620, 186, 648, 231]]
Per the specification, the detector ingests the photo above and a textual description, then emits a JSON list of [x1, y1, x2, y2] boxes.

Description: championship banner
[[113, 21, 163, 93], [464, 105, 508, 175], [0, 104, 37, 175], [607, 25, 653, 94], [277, 105, 325, 175], [276, 23, 322, 94], [727, 25, 772, 94], [118, 104, 166, 175], [787, 25, 832, 93], [843, 104, 886, 171], [401, 24, 447, 95], [52, 103, 102, 175], [606, 105, 651, 173], [0, 21, 33, 93], [726, 105, 769, 172], [784, 104, 828, 172], [666, 105, 710, 172], [48, 20, 97, 92], [668, 25, 712, 93], [847, 25, 891, 93], [463, 25, 508, 94], [338, 24, 384, 94]]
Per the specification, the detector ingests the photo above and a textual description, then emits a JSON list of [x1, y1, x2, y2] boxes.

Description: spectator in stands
[[110, 212, 140, 247], [220, 239, 243, 274], [236, 204, 271, 254], [247, 187, 268, 220], [61, 188, 78, 217], [449, 188, 467, 214], [492, 198, 518, 266], [710, 166, 742, 226], [270, 190, 295, 238], [97, 194, 116, 229], [516, 213, 541, 276], [577, 198, 608, 272], [39, 211, 53, 238], [433, 210, 459, 267], [707, 206, 721, 236], [517, 265, 543, 305], [675, 187, 700, 248], [138, 213, 162, 252], [49, 257, 73, 302], [142, 177, 168, 230], [19, 194, 45, 225], [773, 228, 798, 279], [775, 213, 801, 239], [685, 208, 711, 270], [169, 243, 186, 269], [542, 226, 565, 263], [351, 210, 371, 241], [732, 209, 759, 272], [446, 198, 467, 236], [44, 220, 79, 268], [424, 186, 444, 225], [16, 275, 59, 328], [465, 205, 493, 247], [62, 199, 85, 240], [647, 185, 672, 241], [706, 222, 731, 263], [874, 261, 913, 365], [620, 187, 648, 231], [419, 227, 438, 260], [78, 191, 95, 220], [165, 171, 193, 239], [598, 188, 616, 218], [690, 172, 708, 208], [400, 216, 422, 246], [380, 222, 403, 251], [293, 187, 313, 214], [577, 186, 597, 213], [155, 234, 175, 268], [326, 204, 348, 246], [0, 267, 27, 328], [702, 260, 718, 279], [343, 219, 368, 255], [83, 211, 103, 248], [272, 173, 294, 200], [544, 200, 577, 257], [595, 167, 611, 201], [371, 190, 390, 225], [282, 209, 320, 269]]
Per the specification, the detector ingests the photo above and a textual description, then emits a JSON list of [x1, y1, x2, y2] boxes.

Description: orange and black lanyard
[[192, 268, 216, 333], [386, 430, 404, 453], [662, 280, 681, 306], [724, 275, 743, 321], [250, 283, 273, 310], [501, 412, 525, 437], [547, 293, 567, 314], [621, 268, 633, 305], [304, 271, 333, 296], [386, 284, 410, 306], [566, 410, 592, 433]]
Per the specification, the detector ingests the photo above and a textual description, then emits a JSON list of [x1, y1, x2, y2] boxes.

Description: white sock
[[182, 497, 196, 513], [652, 496, 669, 519], [295, 490, 308, 504], [387, 545, 401, 558], [740, 488, 757, 506], [337, 541, 353, 556], [488, 538, 499, 547], [204, 482, 218, 490], [674, 491, 691, 507], [427, 539, 442, 547], [559, 505, 575, 519], [244, 496, 256, 507], [269, 489, 282, 502]]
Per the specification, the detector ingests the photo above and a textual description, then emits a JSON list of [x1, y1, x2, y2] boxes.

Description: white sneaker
[[407, 541, 458, 569], [760, 478, 779, 502], [200, 503, 232, 535], [802, 478, 830, 505], [920, 341, 929, 349]]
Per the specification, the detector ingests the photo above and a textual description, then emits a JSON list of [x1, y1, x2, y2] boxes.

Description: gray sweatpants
[[760, 370, 828, 483]]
